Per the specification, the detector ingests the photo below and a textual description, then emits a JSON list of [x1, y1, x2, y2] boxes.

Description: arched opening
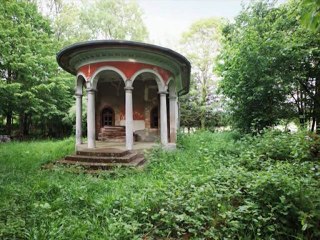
[[150, 106, 159, 128], [76, 73, 86, 95], [101, 107, 114, 126], [92, 68, 125, 140], [130, 72, 161, 142]]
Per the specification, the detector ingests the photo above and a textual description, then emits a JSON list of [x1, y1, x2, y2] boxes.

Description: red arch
[[78, 61, 172, 83]]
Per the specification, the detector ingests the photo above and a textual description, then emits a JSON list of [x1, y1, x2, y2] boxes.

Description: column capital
[[158, 91, 168, 95], [125, 79, 133, 88], [124, 86, 134, 91], [75, 93, 83, 97]]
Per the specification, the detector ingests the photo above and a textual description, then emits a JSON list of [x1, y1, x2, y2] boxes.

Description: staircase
[[98, 126, 126, 142], [56, 148, 145, 172]]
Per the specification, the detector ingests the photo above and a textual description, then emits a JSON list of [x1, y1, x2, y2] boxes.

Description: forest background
[[0, 0, 320, 138]]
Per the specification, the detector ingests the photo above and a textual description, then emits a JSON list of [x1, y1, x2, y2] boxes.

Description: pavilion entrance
[[101, 107, 114, 126]]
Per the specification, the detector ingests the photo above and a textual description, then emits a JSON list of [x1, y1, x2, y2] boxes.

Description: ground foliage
[[0, 131, 319, 239]]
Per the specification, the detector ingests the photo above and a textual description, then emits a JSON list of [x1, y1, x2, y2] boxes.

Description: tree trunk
[[299, 89, 305, 127], [5, 113, 12, 135], [5, 69, 13, 136], [315, 76, 320, 134], [200, 79, 208, 129], [311, 116, 316, 132], [19, 113, 30, 137], [23, 113, 29, 136]]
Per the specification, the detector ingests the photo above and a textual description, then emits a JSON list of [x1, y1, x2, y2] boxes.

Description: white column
[[177, 101, 180, 129], [87, 89, 96, 148], [75, 94, 82, 145], [125, 85, 134, 150], [169, 95, 177, 143], [159, 91, 168, 145]]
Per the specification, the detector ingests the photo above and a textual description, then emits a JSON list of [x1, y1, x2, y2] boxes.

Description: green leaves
[[180, 18, 225, 129], [0, 0, 74, 137], [217, 0, 320, 133], [300, 0, 320, 32], [75, 0, 148, 42]]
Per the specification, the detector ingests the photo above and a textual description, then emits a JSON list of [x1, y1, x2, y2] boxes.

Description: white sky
[[137, 0, 287, 48]]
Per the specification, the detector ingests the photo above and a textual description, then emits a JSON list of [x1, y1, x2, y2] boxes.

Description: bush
[[0, 131, 319, 239]]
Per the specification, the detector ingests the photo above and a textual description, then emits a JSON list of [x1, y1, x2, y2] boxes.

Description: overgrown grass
[[0, 131, 319, 239]]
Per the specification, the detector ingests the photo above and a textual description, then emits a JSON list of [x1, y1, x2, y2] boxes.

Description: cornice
[[69, 49, 181, 77]]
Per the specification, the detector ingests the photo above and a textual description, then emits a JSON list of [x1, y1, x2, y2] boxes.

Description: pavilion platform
[[76, 141, 157, 152], [52, 141, 158, 173]]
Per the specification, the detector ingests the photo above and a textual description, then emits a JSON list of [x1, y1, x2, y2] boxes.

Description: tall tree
[[81, 0, 148, 41], [180, 18, 223, 129], [37, 0, 91, 45], [217, 0, 320, 133], [0, 0, 73, 137]]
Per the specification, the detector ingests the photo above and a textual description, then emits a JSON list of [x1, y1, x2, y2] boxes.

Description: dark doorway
[[150, 106, 159, 128], [101, 107, 114, 126]]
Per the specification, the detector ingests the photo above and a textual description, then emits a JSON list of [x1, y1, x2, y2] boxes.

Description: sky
[[137, 0, 287, 48]]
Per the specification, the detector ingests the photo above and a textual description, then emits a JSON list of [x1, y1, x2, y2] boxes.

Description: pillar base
[[162, 143, 176, 151]]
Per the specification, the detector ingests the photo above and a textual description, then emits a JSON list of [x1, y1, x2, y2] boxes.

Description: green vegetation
[[0, 0, 148, 138], [179, 18, 224, 130], [1, 1, 320, 238], [300, 0, 320, 32], [217, 0, 320, 133], [1, 131, 319, 239]]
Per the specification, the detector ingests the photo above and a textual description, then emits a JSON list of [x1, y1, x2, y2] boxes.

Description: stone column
[[87, 89, 96, 148], [169, 95, 177, 143], [125, 84, 134, 150], [159, 91, 168, 145], [75, 93, 82, 146], [177, 101, 180, 129]]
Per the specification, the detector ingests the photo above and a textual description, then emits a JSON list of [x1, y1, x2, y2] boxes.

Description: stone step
[[100, 129, 125, 133], [102, 126, 125, 129], [100, 126, 125, 132], [98, 132, 126, 137], [98, 126, 131, 143], [65, 152, 140, 163], [76, 149, 130, 157], [57, 157, 145, 170], [98, 137, 125, 143]]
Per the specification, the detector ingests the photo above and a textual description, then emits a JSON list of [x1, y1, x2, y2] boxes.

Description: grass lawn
[[0, 131, 319, 239]]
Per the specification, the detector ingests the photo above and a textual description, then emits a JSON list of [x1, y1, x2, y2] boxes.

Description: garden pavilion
[[57, 40, 191, 150]]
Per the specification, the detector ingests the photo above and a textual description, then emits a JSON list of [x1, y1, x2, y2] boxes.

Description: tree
[[300, 0, 320, 31], [217, 0, 320, 133], [37, 0, 148, 44], [0, 0, 73, 137], [180, 18, 223, 129], [37, 0, 91, 45], [81, 0, 148, 41]]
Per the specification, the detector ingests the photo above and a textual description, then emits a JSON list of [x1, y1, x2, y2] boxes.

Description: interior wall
[[95, 76, 159, 138]]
